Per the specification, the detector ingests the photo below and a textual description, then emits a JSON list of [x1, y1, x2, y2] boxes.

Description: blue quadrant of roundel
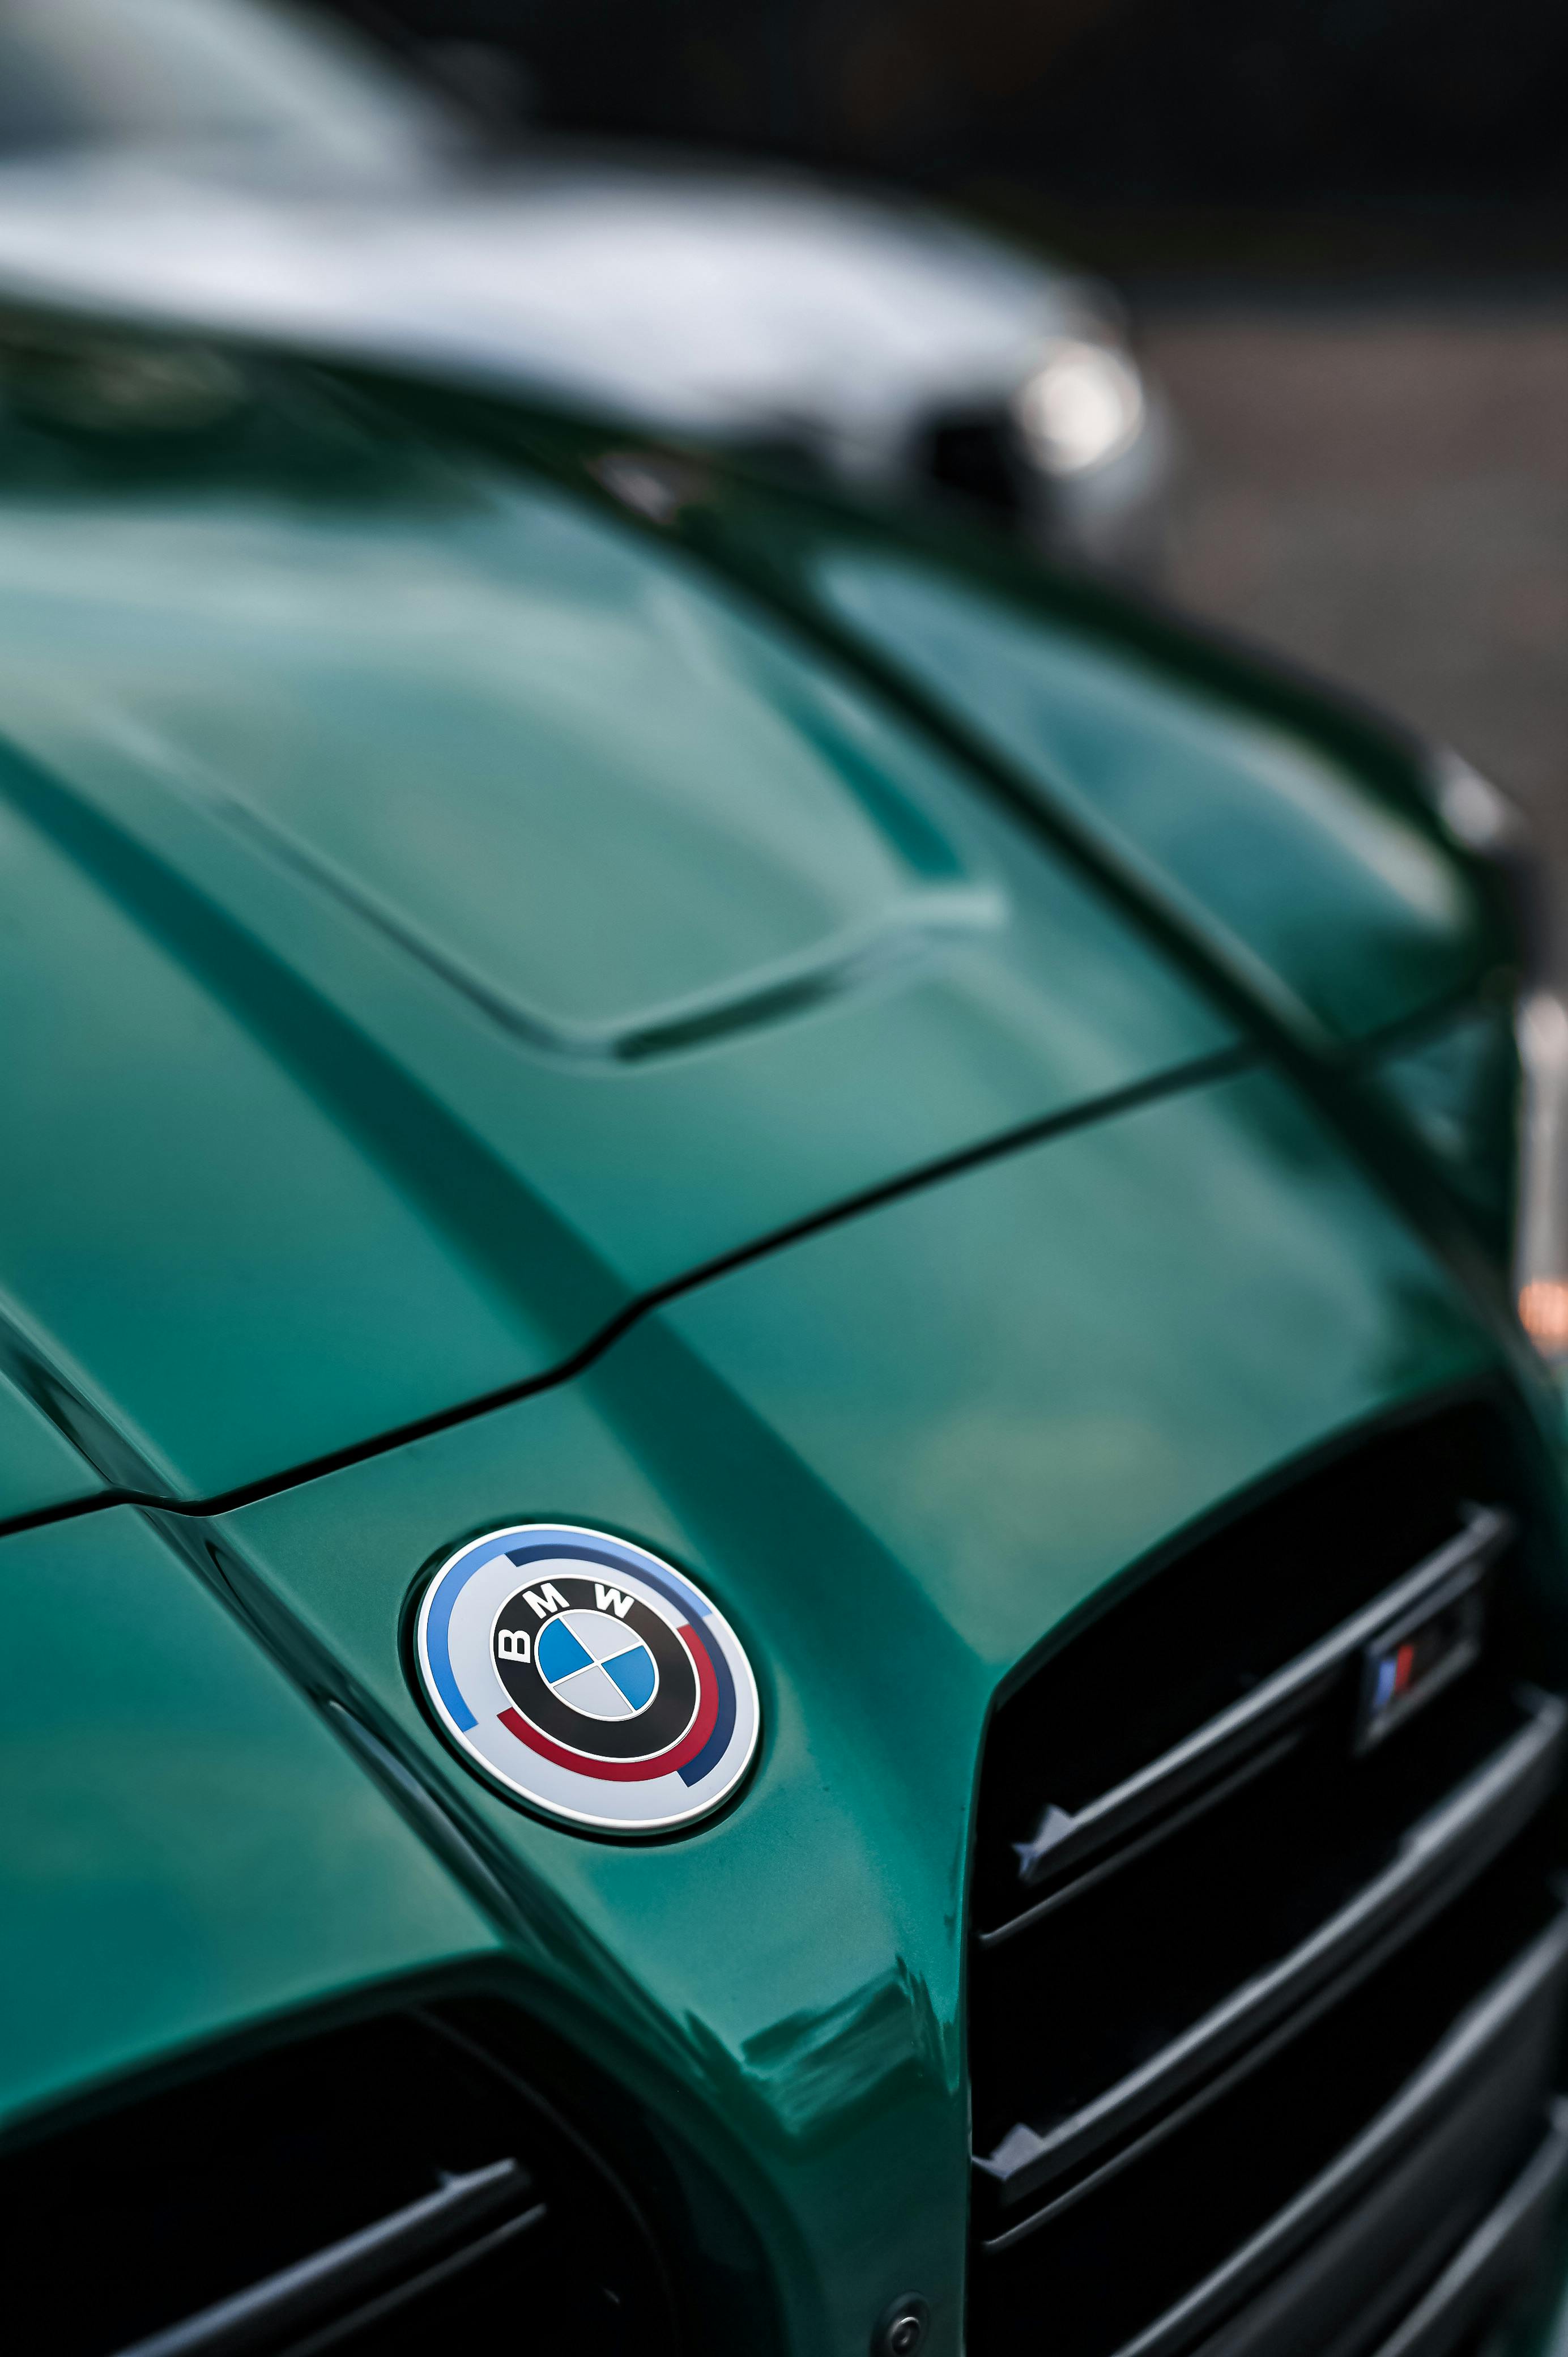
[[604, 1643, 657, 1709], [536, 1618, 593, 1683]]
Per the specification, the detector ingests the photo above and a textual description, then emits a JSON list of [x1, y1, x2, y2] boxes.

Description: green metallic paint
[[186, 1066, 1502, 2354], [0, 325, 1557, 2354], [0, 423, 1235, 1508], [395, 386, 1512, 1044], [0, 1365, 108, 1525], [0, 1507, 500, 2138], [801, 547, 1485, 1044], [406, 392, 1527, 1267], [1364, 995, 1523, 1240], [621, 444, 1512, 1033]]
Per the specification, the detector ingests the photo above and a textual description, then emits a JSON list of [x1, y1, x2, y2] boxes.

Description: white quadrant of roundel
[[414, 1524, 761, 1831]]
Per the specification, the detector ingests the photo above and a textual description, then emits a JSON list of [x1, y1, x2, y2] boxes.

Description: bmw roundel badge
[[414, 1525, 761, 1832]]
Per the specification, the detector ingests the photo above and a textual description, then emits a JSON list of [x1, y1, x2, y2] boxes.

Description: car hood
[[0, 1054, 1511, 2320], [0, 148, 1079, 456], [0, 342, 1542, 2356], [682, 475, 1508, 1053], [0, 388, 1237, 1517]]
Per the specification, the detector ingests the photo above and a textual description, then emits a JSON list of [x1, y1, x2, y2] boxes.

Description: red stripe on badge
[[499, 1623, 721, 1783]]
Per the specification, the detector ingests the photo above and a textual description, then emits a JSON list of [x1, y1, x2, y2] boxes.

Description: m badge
[[1357, 1564, 1486, 1752]]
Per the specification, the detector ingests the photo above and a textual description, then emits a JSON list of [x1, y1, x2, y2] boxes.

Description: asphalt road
[[1138, 299, 1568, 919]]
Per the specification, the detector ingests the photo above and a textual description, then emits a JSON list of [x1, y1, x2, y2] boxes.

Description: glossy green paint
[[640, 458, 1511, 1054], [803, 548, 1484, 1043], [385, 385, 1526, 1251], [0, 1367, 108, 1524], [182, 1066, 1502, 2356], [0, 325, 1556, 2353], [0, 1507, 500, 2135], [0, 395, 1234, 1507], [1364, 996, 1522, 1234]]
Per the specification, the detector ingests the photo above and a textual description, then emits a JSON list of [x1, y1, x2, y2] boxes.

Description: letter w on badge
[[595, 1585, 634, 1619]]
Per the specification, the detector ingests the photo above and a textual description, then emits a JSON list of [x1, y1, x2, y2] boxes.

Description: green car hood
[[0, 343, 1515, 1522], [0, 411, 1248, 1520], [0, 1063, 1527, 2354], [0, 342, 1549, 2357], [663, 465, 1510, 1053]]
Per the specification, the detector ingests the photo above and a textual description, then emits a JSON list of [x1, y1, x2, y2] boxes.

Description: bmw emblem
[[413, 1525, 761, 1832]]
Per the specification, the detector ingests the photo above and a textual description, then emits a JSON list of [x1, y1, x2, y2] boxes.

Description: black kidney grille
[[0, 2008, 673, 2357], [969, 1397, 1568, 2357]]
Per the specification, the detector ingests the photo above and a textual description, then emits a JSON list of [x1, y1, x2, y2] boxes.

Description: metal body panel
[[0, 334, 1552, 2356], [0, 1366, 108, 1522], [182, 1067, 1504, 2354], [0, 439, 1233, 1508], [658, 467, 1511, 1053], [0, 1508, 500, 2135], [803, 547, 1482, 1045]]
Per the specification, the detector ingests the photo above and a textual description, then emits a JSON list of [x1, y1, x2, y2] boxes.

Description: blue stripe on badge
[[505, 1535, 713, 1618], [424, 1543, 496, 1733]]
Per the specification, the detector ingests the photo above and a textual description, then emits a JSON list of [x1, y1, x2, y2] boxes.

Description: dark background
[[333, 0, 1568, 255], [332, 0, 1568, 880]]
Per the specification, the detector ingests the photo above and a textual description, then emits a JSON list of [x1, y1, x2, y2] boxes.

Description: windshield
[[0, 0, 451, 178]]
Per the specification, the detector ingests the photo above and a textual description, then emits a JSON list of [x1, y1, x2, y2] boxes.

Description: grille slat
[[980, 1685, 1566, 2201], [1362, 2101, 1568, 2357], [3, 2008, 674, 2357], [113, 2158, 541, 2357], [967, 1398, 1568, 2357], [998, 1506, 1512, 1932], [1092, 1907, 1568, 2357]]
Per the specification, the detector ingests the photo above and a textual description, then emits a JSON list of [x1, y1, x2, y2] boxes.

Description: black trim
[[112, 2160, 538, 2357], [1365, 2100, 1568, 2357], [1006, 1909, 1568, 2355], [978, 1686, 1566, 2204], [994, 1507, 1512, 1936]]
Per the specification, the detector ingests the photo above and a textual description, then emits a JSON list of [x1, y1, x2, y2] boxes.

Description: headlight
[[1011, 337, 1147, 478], [1431, 751, 1526, 858]]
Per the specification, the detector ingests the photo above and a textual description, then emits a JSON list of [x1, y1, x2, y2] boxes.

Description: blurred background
[[1, 0, 1562, 882], [315, 0, 1568, 894], [0, 0, 1563, 1258], [3, 1, 1562, 848]]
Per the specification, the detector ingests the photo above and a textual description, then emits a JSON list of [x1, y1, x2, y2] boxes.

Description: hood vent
[[1, 2008, 671, 2357], [968, 1397, 1568, 2357]]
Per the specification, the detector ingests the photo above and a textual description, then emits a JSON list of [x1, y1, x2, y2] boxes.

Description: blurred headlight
[[1431, 751, 1526, 858], [1012, 338, 1147, 478]]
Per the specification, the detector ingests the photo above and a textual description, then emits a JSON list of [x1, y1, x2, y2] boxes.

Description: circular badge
[[413, 1525, 760, 1832]]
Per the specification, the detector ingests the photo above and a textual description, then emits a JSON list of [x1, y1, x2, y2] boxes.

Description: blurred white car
[[0, 0, 1171, 564]]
